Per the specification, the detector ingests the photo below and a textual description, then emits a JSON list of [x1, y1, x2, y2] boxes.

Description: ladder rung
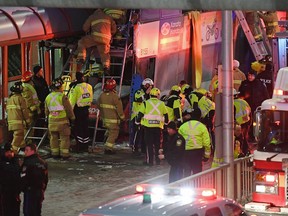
[[26, 136, 43, 140], [110, 63, 123, 66], [31, 127, 48, 130], [105, 76, 121, 79]]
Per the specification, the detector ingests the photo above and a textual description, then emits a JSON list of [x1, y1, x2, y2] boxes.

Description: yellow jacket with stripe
[[7, 93, 30, 131], [165, 94, 182, 123], [136, 97, 169, 129], [97, 90, 125, 125], [178, 120, 211, 158], [83, 9, 117, 45], [45, 90, 75, 131], [22, 82, 40, 116], [69, 82, 93, 109], [234, 98, 251, 125]]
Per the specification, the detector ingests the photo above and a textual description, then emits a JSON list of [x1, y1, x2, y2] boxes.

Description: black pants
[[74, 106, 90, 145], [23, 189, 44, 216], [169, 165, 184, 183], [143, 127, 162, 165], [183, 148, 204, 177], [131, 119, 145, 153], [0, 192, 20, 216]]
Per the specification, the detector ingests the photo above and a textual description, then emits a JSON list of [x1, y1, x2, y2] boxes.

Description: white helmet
[[233, 88, 239, 96], [142, 78, 154, 86], [233, 60, 240, 68]]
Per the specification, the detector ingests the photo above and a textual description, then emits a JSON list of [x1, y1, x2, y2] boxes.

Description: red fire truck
[[245, 67, 288, 214]]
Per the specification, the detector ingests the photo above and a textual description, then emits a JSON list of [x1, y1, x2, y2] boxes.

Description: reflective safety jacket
[[189, 92, 215, 118], [234, 98, 251, 125], [131, 88, 149, 120], [103, 9, 126, 20], [45, 91, 75, 130], [97, 90, 125, 125], [136, 97, 169, 129], [233, 68, 246, 91], [22, 82, 40, 115], [69, 82, 93, 108], [178, 120, 211, 158], [165, 94, 182, 123], [83, 9, 117, 45], [6, 93, 30, 131]]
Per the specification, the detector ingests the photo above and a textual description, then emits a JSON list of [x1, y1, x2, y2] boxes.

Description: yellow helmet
[[194, 88, 208, 95], [171, 85, 181, 92], [150, 88, 161, 97], [251, 61, 266, 73]]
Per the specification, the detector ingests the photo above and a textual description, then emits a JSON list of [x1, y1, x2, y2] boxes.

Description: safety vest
[[131, 101, 142, 120], [165, 94, 182, 122], [178, 120, 211, 158], [103, 9, 125, 20], [69, 82, 93, 108], [234, 99, 251, 125], [140, 98, 168, 129], [46, 92, 66, 119], [22, 82, 40, 112]]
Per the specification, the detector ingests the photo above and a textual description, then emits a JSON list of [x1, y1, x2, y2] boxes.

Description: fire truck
[[245, 67, 288, 214]]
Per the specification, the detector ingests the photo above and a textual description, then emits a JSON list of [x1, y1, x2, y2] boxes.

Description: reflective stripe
[[105, 142, 114, 148], [103, 118, 119, 124], [267, 22, 278, 26], [91, 19, 111, 26], [49, 93, 64, 111], [76, 83, 92, 107], [143, 100, 164, 121], [6, 104, 21, 109], [92, 32, 111, 40], [100, 104, 115, 109], [185, 121, 201, 149], [233, 80, 242, 85], [8, 120, 23, 124]]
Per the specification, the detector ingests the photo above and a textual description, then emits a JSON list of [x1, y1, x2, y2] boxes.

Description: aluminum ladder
[[235, 11, 272, 61], [24, 118, 48, 149]]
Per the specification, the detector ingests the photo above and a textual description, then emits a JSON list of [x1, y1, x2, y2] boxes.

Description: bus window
[[8, 44, 21, 79]]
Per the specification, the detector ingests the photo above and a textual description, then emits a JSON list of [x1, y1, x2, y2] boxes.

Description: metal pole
[[221, 11, 234, 199]]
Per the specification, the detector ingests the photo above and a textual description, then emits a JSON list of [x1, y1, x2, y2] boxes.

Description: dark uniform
[[162, 122, 185, 183], [20, 144, 48, 216], [0, 143, 21, 216]]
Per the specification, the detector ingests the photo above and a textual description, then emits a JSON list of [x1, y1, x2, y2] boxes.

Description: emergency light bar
[[135, 184, 216, 199]]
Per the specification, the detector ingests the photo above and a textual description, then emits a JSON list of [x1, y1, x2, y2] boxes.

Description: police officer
[[69, 72, 93, 151], [233, 89, 251, 155], [97, 78, 125, 154], [75, 9, 117, 74], [179, 108, 211, 176], [45, 78, 75, 159], [20, 144, 48, 216], [136, 88, 169, 166], [6, 81, 30, 153], [0, 143, 21, 216], [159, 121, 185, 183], [130, 78, 154, 155], [256, 57, 274, 98], [165, 85, 183, 125], [257, 11, 279, 39], [32, 65, 50, 114]]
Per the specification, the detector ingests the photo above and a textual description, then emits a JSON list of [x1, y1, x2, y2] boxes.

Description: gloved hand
[[158, 149, 163, 154], [158, 154, 165, 160], [202, 156, 209, 162]]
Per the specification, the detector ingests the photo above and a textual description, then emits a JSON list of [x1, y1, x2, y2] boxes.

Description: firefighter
[[0, 143, 21, 216], [180, 84, 194, 121], [164, 85, 183, 125], [233, 89, 252, 155], [209, 68, 219, 101], [45, 78, 75, 159], [136, 87, 169, 166], [69, 72, 93, 151], [257, 11, 279, 39], [158, 121, 185, 183], [21, 71, 41, 141], [75, 9, 117, 75], [245, 11, 262, 41], [130, 78, 154, 155], [6, 81, 30, 153], [233, 60, 246, 91], [103, 8, 127, 38], [178, 108, 211, 176], [20, 143, 48, 216], [97, 78, 125, 154]]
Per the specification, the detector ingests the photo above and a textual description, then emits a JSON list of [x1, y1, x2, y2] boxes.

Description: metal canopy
[[1, 0, 288, 11]]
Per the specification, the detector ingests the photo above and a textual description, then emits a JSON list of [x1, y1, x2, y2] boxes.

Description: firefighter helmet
[[233, 60, 240, 68], [10, 81, 23, 93], [142, 78, 154, 87], [171, 85, 181, 92], [150, 87, 161, 97], [21, 71, 33, 82], [51, 77, 64, 89], [104, 78, 117, 91]]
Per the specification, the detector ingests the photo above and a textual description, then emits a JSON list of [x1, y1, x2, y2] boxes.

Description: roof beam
[[3, 0, 288, 11]]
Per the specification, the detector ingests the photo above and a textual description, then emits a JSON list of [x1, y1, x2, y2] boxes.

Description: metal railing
[[168, 156, 253, 204]]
